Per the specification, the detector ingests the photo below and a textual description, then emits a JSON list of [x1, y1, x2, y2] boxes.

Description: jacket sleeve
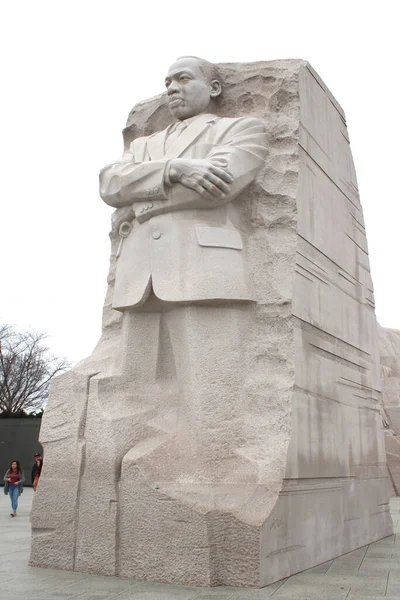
[[138, 117, 267, 221], [19, 471, 25, 484], [99, 140, 170, 208]]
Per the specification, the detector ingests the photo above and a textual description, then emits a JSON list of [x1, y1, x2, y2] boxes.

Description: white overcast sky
[[1, 1, 399, 364]]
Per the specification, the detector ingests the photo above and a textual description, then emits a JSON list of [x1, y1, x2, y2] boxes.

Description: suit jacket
[[100, 113, 267, 310]]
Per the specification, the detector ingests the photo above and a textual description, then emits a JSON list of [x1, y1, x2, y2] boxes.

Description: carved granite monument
[[30, 57, 393, 587]]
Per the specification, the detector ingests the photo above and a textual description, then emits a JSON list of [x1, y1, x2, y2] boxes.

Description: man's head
[[165, 56, 222, 121]]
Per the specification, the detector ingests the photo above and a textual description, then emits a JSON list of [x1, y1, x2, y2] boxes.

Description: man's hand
[[111, 205, 135, 234], [168, 158, 233, 200]]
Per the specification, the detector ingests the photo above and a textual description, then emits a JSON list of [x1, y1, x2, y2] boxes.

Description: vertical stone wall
[[257, 64, 392, 585], [379, 325, 400, 495]]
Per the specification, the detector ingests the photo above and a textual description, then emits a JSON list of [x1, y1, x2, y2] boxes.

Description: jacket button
[[152, 230, 161, 240], [147, 202, 154, 208], [140, 207, 145, 213]]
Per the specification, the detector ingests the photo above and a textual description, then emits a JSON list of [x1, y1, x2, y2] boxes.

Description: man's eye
[[179, 75, 190, 81]]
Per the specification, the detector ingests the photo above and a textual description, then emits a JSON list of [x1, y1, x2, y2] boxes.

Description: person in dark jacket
[[31, 453, 42, 485], [32, 457, 43, 491], [3, 460, 25, 517]]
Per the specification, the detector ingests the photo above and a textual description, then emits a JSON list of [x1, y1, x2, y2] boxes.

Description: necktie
[[165, 121, 187, 152]]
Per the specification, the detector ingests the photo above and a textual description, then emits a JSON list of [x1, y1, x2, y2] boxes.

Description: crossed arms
[[99, 117, 267, 218]]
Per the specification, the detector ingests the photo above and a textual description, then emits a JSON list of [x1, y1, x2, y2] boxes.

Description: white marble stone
[[30, 58, 392, 587]]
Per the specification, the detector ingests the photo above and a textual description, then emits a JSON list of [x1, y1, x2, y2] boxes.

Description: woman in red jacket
[[3, 460, 25, 517]]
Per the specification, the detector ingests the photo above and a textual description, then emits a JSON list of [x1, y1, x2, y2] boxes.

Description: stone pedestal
[[30, 59, 392, 587]]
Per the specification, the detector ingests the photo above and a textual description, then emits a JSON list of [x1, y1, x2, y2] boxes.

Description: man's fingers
[[203, 172, 231, 194], [208, 164, 234, 183], [195, 183, 215, 200], [182, 175, 229, 199], [201, 178, 228, 197]]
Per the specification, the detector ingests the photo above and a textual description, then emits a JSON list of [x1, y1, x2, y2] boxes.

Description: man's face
[[165, 58, 214, 120]]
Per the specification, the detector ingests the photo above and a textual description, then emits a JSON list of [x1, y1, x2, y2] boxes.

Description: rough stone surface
[[30, 59, 392, 587], [378, 325, 400, 496]]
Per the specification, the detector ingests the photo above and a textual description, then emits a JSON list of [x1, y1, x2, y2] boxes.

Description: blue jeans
[[9, 485, 19, 512]]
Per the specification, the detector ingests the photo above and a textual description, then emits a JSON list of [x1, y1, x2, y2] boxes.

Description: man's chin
[[169, 107, 186, 120], [169, 106, 198, 121]]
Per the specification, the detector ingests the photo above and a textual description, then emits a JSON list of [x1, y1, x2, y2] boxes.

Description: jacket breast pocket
[[195, 226, 243, 250]]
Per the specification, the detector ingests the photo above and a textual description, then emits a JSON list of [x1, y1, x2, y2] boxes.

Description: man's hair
[[176, 56, 221, 84]]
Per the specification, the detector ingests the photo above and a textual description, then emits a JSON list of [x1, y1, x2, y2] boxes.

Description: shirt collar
[[169, 113, 217, 133]]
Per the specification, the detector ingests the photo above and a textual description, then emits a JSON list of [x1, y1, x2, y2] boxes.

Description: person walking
[[3, 461, 25, 517], [32, 457, 43, 491]]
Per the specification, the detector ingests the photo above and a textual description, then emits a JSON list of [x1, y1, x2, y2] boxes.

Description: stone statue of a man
[[99, 56, 267, 480], [30, 56, 393, 588]]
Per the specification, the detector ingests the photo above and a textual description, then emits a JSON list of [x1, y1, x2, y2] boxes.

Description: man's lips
[[168, 96, 184, 108]]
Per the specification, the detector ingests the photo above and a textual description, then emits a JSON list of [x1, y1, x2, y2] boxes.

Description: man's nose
[[167, 80, 180, 95]]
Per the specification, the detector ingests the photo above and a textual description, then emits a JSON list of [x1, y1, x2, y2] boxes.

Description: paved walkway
[[1, 489, 399, 599]]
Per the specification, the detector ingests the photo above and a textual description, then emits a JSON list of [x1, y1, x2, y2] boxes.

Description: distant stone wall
[[0, 418, 42, 485]]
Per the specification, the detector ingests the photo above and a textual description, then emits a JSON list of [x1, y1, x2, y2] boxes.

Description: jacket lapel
[[164, 114, 217, 159], [146, 129, 169, 161]]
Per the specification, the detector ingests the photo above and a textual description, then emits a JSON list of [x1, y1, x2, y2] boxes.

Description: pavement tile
[[0, 543, 31, 556], [0, 580, 81, 599], [386, 569, 400, 583], [188, 594, 235, 600], [70, 592, 137, 600], [189, 589, 236, 599], [348, 597, 399, 600], [359, 557, 398, 572], [2, 570, 88, 585], [279, 572, 387, 594], [113, 585, 196, 600], [58, 577, 140, 596], [304, 560, 334, 574], [110, 594, 191, 600], [0, 597, 65, 600], [323, 563, 363, 575], [272, 574, 350, 599], [386, 582, 400, 596], [271, 585, 350, 600], [0, 569, 93, 597], [0, 559, 37, 575], [365, 547, 400, 557], [225, 580, 288, 598]]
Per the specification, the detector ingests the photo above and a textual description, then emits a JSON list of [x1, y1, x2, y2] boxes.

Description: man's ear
[[209, 79, 222, 98]]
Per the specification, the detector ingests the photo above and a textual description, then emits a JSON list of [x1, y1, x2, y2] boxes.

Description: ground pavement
[[0, 489, 399, 600]]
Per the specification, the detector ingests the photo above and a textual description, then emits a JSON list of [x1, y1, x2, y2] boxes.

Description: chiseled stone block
[[30, 58, 392, 587]]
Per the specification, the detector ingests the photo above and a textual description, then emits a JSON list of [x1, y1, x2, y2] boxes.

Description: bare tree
[[0, 324, 70, 416]]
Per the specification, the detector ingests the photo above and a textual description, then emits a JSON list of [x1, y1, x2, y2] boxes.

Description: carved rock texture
[[30, 60, 392, 587], [379, 325, 400, 496]]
